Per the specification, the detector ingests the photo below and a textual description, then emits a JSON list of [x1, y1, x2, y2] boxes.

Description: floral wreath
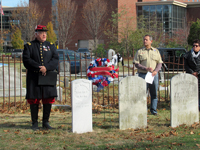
[[87, 58, 119, 92]]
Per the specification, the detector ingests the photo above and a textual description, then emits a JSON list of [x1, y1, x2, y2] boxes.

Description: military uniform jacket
[[184, 50, 200, 75], [23, 39, 59, 99]]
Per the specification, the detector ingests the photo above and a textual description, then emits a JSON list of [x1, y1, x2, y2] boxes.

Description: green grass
[[1, 101, 200, 149]]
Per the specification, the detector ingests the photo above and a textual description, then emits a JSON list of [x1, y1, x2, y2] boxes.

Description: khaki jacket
[[133, 47, 163, 73]]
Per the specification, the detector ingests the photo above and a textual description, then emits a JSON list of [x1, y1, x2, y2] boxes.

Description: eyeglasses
[[193, 45, 199, 47]]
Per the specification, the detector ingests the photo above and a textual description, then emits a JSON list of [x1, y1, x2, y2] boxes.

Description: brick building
[[3, 0, 200, 51]]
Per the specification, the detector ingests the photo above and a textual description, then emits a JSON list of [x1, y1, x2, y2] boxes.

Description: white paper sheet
[[145, 72, 155, 84]]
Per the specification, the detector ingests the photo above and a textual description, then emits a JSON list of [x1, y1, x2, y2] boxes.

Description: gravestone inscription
[[119, 76, 147, 130], [171, 73, 199, 127], [71, 79, 92, 133]]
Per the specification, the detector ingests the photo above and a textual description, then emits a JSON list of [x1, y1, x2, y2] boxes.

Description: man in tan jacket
[[133, 35, 163, 115]]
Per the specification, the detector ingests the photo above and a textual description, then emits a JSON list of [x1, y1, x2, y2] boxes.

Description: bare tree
[[11, 1, 44, 42], [82, 0, 107, 50], [105, 6, 135, 54], [53, 0, 77, 49]]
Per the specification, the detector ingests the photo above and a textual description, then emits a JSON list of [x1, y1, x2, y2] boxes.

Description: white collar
[[191, 49, 200, 58]]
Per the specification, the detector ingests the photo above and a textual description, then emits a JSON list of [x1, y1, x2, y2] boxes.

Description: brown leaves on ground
[[57, 125, 66, 129], [0, 101, 29, 114], [165, 118, 170, 121], [14, 130, 20, 134], [26, 137, 31, 141], [3, 130, 10, 133], [33, 130, 51, 135], [191, 122, 200, 128], [171, 142, 185, 146], [196, 144, 200, 148], [146, 137, 154, 142]]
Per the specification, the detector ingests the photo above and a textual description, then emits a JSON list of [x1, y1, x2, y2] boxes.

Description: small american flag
[[0, 2, 4, 15]]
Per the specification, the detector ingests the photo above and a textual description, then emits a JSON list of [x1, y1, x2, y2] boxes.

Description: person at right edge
[[133, 35, 163, 115], [184, 39, 200, 110]]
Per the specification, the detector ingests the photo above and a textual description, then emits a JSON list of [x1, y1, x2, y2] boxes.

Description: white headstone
[[159, 71, 164, 83], [56, 86, 62, 101], [119, 76, 147, 130], [171, 73, 199, 127], [108, 49, 115, 60], [71, 79, 92, 133], [0, 66, 26, 97]]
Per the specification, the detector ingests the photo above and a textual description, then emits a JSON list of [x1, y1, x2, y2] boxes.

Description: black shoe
[[43, 122, 55, 129], [32, 122, 39, 131], [152, 113, 158, 116]]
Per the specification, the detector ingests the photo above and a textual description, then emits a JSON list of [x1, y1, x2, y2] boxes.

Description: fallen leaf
[[172, 142, 177, 145], [26, 138, 31, 141], [14, 130, 20, 134], [165, 133, 169, 137], [170, 131, 178, 136], [196, 144, 200, 148], [190, 131, 194, 134], [156, 135, 161, 138], [146, 137, 153, 141], [135, 130, 141, 133]]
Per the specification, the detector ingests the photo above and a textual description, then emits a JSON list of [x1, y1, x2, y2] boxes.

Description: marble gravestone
[[56, 86, 62, 101], [171, 73, 199, 127], [71, 79, 92, 133], [119, 76, 147, 130], [108, 49, 115, 61], [0, 65, 26, 97]]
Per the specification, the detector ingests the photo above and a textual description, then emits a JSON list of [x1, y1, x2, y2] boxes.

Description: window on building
[[137, 4, 186, 38]]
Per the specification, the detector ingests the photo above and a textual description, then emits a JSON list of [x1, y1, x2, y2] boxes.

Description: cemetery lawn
[[1, 106, 200, 150]]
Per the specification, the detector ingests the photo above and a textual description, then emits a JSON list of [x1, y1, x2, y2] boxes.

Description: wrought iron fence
[[0, 52, 185, 111]]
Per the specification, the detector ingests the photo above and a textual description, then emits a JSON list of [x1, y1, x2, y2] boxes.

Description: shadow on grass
[[0, 122, 31, 129]]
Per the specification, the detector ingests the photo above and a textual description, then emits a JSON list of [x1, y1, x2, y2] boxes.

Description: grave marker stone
[[80, 60, 91, 73], [71, 79, 92, 133], [119, 76, 147, 130], [108, 49, 115, 60], [171, 73, 199, 127], [0, 65, 26, 97], [56, 86, 62, 101], [59, 61, 70, 72]]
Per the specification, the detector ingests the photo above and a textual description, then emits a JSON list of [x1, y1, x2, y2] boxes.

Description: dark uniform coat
[[23, 39, 58, 99]]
